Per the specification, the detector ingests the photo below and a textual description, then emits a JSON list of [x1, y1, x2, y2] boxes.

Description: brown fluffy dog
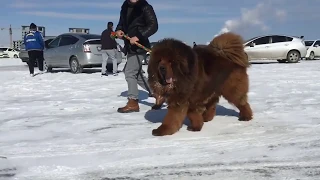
[[147, 32, 253, 136]]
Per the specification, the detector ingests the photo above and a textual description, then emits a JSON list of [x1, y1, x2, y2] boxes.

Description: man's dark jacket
[[101, 28, 117, 50], [116, 0, 158, 54]]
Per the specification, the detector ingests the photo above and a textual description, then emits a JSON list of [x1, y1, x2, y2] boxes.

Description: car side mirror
[[315, 44, 319, 47], [250, 43, 254, 47]]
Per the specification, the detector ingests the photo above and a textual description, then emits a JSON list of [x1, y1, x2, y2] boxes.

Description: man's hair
[[107, 22, 113, 29], [30, 23, 37, 30]]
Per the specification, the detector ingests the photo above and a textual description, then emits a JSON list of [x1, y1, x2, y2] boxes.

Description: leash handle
[[111, 32, 152, 52]]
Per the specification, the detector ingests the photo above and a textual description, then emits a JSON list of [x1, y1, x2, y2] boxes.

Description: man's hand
[[116, 30, 124, 39], [130, 36, 139, 45]]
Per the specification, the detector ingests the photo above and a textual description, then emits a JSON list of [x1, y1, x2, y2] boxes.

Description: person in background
[[24, 23, 45, 77], [100, 22, 118, 76], [193, 42, 197, 47], [115, 0, 158, 113]]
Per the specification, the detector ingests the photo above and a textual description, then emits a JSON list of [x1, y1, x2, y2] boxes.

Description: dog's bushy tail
[[208, 32, 249, 67]]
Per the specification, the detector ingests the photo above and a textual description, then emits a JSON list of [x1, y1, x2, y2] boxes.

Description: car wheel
[[43, 60, 52, 72], [277, 59, 287, 63], [13, 54, 18, 58], [286, 50, 300, 63], [308, 51, 315, 60], [69, 57, 83, 74]]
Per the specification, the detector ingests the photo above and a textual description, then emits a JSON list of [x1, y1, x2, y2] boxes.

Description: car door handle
[[284, 44, 289, 46], [265, 46, 269, 48]]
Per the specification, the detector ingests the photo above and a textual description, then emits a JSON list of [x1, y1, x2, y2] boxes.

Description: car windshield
[[45, 39, 54, 43], [0, 48, 7, 52], [244, 37, 258, 44], [79, 34, 101, 40], [305, 41, 314, 46]]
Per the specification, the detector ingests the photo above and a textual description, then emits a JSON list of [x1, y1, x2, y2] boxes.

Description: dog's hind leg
[[235, 94, 253, 121], [187, 109, 204, 131], [221, 69, 253, 121], [203, 96, 219, 122], [152, 104, 188, 136]]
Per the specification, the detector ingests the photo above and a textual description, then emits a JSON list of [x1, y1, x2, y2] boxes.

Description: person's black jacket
[[116, 0, 158, 54], [101, 28, 117, 50]]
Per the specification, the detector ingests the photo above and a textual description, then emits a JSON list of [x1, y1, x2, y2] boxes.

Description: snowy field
[[1, 58, 320, 180]]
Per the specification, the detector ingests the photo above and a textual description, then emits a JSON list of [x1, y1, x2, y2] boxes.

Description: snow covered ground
[[1, 58, 320, 180]]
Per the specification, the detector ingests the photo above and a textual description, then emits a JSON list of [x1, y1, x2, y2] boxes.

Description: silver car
[[244, 35, 307, 63], [44, 33, 122, 73], [20, 37, 55, 66]]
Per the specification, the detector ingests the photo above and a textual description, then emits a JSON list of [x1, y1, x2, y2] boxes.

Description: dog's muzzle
[[159, 66, 168, 85], [158, 66, 173, 86]]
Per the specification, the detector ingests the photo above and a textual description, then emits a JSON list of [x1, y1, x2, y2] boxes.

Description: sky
[[0, 0, 319, 46]]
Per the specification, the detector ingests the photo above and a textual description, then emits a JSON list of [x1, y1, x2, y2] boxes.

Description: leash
[[111, 32, 153, 96], [111, 32, 152, 52]]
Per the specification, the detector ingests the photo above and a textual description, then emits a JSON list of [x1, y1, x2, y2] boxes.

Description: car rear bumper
[[78, 52, 122, 66], [299, 47, 307, 58]]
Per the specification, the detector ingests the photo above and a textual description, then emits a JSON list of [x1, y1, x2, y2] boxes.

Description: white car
[[0, 50, 9, 58], [244, 35, 307, 63], [305, 40, 320, 60], [0, 47, 19, 58]]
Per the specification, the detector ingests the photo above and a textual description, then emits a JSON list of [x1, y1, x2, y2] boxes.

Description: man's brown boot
[[117, 99, 140, 113]]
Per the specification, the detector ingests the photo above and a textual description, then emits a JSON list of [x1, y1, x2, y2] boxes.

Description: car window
[[45, 39, 54, 44], [286, 37, 293, 41], [305, 41, 314, 46], [0, 48, 6, 52], [79, 34, 101, 40], [252, 36, 270, 45], [59, 35, 79, 46], [48, 37, 60, 48], [314, 41, 320, 46], [271, 36, 288, 43]]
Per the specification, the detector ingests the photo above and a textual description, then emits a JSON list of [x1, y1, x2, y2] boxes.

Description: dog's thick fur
[[148, 32, 253, 136]]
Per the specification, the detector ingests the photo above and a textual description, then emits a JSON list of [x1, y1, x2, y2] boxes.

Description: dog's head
[[147, 38, 198, 95]]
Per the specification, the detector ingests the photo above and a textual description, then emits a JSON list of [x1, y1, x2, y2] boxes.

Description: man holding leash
[[24, 23, 45, 77], [100, 22, 118, 76], [116, 0, 158, 113]]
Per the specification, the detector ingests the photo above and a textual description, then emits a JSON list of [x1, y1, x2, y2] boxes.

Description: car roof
[[245, 34, 303, 43], [305, 40, 319, 42], [57, 33, 100, 38]]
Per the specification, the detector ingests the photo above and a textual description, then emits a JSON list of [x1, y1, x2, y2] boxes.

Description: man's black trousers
[[27, 50, 44, 74]]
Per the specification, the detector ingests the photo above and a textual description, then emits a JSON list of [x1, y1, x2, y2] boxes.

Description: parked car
[[44, 33, 123, 73], [0, 47, 19, 58], [20, 37, 55, 66], [305, 39, 320, 60], [142, 42, 157, 65], [244, 35, 307, 63], [0, 48, 9, 58]]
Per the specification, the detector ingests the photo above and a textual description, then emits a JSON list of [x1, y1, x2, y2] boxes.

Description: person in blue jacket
[[24, 23, 45, 77]]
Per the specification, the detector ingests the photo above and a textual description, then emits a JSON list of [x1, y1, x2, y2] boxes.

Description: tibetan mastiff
[[147, 32, 253, 136]]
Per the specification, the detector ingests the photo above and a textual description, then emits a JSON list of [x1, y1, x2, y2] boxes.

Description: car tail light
[[83, 44, 91, 53]]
